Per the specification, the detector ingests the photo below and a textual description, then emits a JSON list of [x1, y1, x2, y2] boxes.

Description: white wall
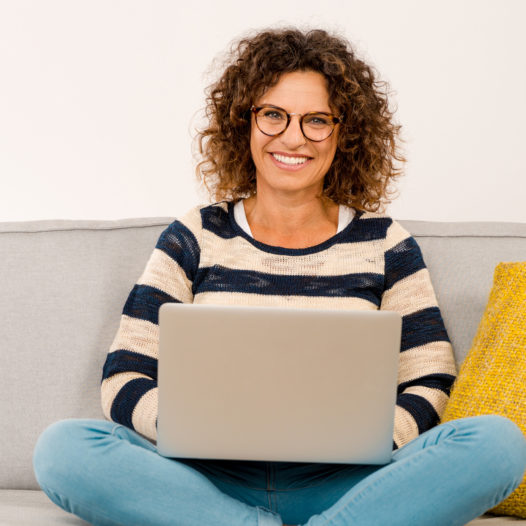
[[1, 0, 525, 222]]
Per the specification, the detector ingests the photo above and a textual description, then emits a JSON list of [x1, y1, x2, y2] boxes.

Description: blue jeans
[[33, 415, 526, 526]]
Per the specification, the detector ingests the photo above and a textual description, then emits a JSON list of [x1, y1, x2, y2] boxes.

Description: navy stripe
[[193, 266, 384, 304], [397, 393, 439, 434], [110, 377, 156, 430], [384, 237, 426, 290], [203, 204, 390, 247], [398, 373, 455, 396], [156, 220, 200, 281], [102, 350, 158, 382], [343, 216, 392, 243], [202, 203, 237, 239], [123, 284, 179, 324], [401, 307, 450, 352]]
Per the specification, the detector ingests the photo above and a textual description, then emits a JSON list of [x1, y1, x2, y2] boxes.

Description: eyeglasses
[[251, 105, 343, 142]]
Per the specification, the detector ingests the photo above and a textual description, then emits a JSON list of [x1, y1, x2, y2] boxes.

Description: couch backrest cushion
[[1, 218, 171, 489], [1, 217, 525, 489], [401, 220, 526, 365]]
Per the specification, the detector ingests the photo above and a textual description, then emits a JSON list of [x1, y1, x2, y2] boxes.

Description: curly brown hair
[[195, 27, 405, 212]]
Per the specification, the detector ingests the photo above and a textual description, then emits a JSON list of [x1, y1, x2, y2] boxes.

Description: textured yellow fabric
[[441, 262, 526, 518]]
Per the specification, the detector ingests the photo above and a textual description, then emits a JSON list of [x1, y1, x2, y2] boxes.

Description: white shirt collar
[[233, 200, 354, 238]]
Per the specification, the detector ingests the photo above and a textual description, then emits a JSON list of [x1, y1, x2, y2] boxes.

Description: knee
[[464, 415, 526, 486], [33, 419, 111, 492]]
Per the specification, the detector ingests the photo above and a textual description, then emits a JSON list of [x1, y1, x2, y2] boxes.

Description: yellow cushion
[[441, 262, 526, 518]]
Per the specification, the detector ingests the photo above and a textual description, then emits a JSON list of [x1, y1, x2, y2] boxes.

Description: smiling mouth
[[271, 153, 311, 165]]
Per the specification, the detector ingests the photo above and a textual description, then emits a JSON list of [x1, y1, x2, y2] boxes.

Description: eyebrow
[[258, 103, 333, 114]]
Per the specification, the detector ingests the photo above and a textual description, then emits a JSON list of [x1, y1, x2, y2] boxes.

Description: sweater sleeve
[[100, 207, 202, 441], [380, 220, 457, 449]]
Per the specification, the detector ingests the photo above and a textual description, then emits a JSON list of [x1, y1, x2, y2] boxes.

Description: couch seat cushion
[[0, 490, 88, 525], [1, 490, 525, 525]]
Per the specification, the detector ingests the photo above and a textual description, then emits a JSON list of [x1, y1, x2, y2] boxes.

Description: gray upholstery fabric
[[1, 219, 172, 490], [0, 491, 522, 525], [1, 217, 525, 524], [0, 491, 89, 525], [399, 220, 526, 364]]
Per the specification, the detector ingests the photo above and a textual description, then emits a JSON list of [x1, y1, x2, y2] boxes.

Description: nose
[[279, 115, 307, 149]]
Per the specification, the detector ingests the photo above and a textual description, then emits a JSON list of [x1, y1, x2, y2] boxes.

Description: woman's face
[[250, 70, 339, 199]]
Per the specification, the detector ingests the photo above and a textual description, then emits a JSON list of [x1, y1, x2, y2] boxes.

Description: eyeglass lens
[[256, 107, 336, 141]]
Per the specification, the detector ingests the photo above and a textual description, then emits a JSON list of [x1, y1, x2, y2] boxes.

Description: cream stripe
[[179, 204, 207, 240], [193, 291, 379, 310], [402, 385, 450, 420], [394, 405, 419, 448], [132, 386, 158, 441], [384, 220, 412, 252], [109, 315, 160, 359], [200, 231, 385, 276], [398, 342, 457, 385], [137, 248, 193, 303], [101, 372, 152, 421], [381, 268, 438, 315], [360, 211, 389, 220]]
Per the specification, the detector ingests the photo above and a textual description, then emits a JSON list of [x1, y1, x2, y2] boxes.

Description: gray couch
[[1, 216, 525, 525]]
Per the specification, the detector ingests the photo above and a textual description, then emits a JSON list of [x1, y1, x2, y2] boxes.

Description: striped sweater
[[101, 201, 457, 448]]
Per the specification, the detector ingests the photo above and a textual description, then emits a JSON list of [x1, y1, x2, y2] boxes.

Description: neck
[[242, 193, 339, 248]]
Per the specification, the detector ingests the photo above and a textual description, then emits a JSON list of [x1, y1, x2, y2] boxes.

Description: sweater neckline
[[233, 200, 355, 237], [226, 201, 361, 256]]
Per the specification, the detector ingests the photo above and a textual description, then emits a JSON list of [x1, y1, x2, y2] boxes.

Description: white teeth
[[272, 153, 308, 165]]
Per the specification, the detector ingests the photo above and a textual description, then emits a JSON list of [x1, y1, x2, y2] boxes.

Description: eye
[[303, 113, 331, 127], [260, 108, 286, 121]]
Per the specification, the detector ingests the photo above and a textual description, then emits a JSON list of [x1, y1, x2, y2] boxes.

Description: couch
[[1, 216, 525, 525]]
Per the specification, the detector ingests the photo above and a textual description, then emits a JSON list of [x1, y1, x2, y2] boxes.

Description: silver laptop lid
[[158, 304, 401, 464]]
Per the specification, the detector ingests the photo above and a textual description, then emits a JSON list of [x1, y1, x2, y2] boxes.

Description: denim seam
[[266, 462, 272, 510]]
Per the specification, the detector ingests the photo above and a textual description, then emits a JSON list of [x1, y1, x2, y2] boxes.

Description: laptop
[[157, 303, 401, 464]]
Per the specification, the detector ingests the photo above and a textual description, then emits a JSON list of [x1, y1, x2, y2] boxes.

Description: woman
[[33, 28, 526, 526]]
